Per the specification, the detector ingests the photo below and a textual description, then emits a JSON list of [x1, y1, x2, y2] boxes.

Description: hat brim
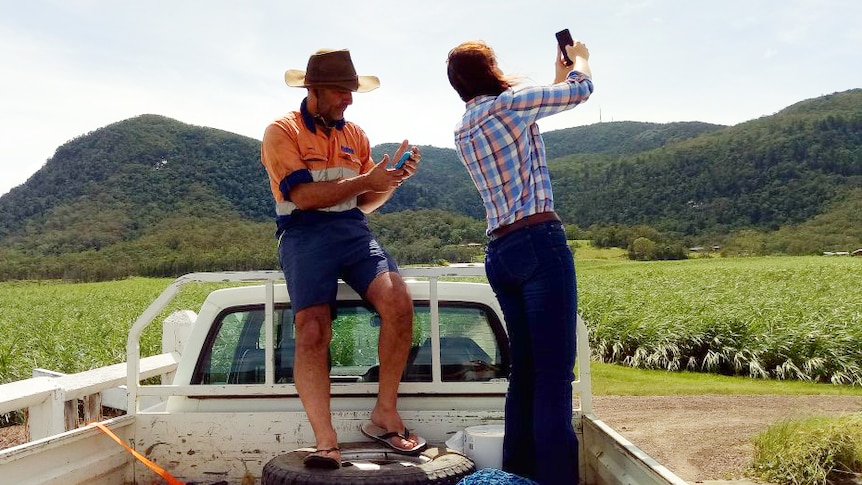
[[284, 69, 380, 93]]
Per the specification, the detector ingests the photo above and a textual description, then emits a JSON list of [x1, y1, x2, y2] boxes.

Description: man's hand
[[367, 140, 422, 192], [357, 140, 422, 213], [364, 156, 403, 193], [390, 140, 422, 186]]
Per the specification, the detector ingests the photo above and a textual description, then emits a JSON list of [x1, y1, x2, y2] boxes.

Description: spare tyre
[[262, 442, 475, 485]]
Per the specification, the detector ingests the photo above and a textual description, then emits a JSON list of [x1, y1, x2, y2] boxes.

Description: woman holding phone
[[446, 36, 593, 485]]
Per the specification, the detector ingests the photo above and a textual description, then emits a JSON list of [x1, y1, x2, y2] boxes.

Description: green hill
[[0, 89, 859, 280], [542, 120, 724, 159], [0, 115, 270, 240], [371, 144, 484, 219], [551, 89, 862, 235]]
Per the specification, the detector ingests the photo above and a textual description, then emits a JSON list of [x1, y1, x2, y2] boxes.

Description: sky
[[1, 0, 860, 197]]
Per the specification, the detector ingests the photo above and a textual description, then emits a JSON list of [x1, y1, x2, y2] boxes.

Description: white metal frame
[[125, 267, 593, 415]]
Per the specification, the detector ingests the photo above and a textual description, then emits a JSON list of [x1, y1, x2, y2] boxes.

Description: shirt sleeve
[[353, 124, 375, 175], [503, 70, 594, 126], [260, 120, 310, 202]]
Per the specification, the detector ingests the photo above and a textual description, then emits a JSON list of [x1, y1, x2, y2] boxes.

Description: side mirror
[[370, 314, 382, 328]]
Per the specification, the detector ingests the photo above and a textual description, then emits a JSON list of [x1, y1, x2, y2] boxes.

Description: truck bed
[[0, 268, 688, 485]]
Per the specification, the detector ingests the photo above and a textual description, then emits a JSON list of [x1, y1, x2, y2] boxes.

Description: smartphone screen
[[555, 29, 574, 66]]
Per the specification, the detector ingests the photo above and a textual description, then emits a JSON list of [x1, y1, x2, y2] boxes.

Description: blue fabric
[[279, 169, 313, 201], [484, 221, 579, 485], [278, 214, 397, 312], [457, 468, 539, 485], [275, 204, 366, 239]]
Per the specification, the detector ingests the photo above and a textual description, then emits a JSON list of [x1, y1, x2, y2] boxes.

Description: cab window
[[192, 302, 509, 384]]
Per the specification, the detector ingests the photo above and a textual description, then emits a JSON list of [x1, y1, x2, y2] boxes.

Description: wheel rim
[[342, 449, 431, 469]]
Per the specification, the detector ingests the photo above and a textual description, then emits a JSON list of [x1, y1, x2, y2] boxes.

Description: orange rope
[[95, 422, 184, 485]]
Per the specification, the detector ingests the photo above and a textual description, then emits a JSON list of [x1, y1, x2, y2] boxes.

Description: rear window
[[191, 302, 509, 385]]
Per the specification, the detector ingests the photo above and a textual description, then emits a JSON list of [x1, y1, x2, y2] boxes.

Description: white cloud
[[1, 0, 861, 196]]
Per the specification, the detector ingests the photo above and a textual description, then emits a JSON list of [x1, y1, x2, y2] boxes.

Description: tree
[[628, 237, 657, 261]]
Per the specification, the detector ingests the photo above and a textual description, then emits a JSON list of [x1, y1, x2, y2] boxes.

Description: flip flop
[[360, 422, 427, 455], [303, 447, 341, 469]]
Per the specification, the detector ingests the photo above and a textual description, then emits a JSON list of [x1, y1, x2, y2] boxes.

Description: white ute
[[0, 266, 688, 485]]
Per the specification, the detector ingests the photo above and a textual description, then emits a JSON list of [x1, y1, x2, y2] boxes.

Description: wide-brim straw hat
[[285, 48, 380, 93]]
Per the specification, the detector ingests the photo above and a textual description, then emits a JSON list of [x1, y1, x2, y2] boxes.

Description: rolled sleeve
[[261, 121, 306, 203], [279, 170, 313, 200]]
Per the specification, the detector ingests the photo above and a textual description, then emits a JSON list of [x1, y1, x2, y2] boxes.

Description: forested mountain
[[0, 89, 859, 280], [0, 115, 725, 248], [0, 115, 271, 243], [376, 120, 727, 219], [551, 89, 862, 235], [371, 144, 484, 219], [542, 120, 724, 159]]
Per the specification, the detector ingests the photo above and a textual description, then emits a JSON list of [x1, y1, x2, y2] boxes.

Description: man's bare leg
[[364, 271, 422, 450], [294, 304, 340, 462]]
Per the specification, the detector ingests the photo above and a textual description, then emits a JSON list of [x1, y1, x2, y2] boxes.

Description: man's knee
[[382, 288, 413, 326], [366, 273, 412, 318], [295, 306, 332, 352]]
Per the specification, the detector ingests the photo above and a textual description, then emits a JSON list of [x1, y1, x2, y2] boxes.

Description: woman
[[447, 39, 593, 485]]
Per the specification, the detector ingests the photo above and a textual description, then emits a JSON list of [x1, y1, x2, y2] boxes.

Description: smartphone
[[393, 152, 411, 169], [555, 28, 574, 66]]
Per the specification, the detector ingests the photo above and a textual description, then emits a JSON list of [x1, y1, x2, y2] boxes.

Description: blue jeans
[[486, 221, 579, 485]]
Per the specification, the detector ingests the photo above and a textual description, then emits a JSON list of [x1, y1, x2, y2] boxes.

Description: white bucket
[[463, 424, 505, 469]]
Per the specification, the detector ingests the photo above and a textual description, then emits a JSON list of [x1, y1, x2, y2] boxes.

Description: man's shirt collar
[[300, 98, 346, 134]]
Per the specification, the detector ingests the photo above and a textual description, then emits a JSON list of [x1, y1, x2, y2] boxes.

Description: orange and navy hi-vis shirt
[[261, 98, 375, 235]]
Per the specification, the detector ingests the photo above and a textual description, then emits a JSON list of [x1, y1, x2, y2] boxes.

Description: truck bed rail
[[0, 353, 178, 441]]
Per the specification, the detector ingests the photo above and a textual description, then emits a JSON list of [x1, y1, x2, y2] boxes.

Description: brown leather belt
[[489, 211, 561, 241]]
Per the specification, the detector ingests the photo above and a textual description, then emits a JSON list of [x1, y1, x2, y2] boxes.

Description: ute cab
[[164, 270, 514, 416]]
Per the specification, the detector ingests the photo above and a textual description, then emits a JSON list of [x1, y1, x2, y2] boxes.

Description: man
[[260, 48, 425, 469]]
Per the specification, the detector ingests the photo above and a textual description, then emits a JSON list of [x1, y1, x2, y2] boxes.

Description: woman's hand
[[555, 39, 591, 82]]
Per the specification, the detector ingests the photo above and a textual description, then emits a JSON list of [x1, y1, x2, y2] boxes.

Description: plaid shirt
[[453, 70, 593, 234]]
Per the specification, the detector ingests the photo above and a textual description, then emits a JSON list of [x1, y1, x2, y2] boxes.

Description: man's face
[[314, 87, 353, 122]]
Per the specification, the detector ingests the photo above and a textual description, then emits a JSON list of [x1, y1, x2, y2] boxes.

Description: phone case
[[394, 152, 411, 169], [556, 29, 574, 66]]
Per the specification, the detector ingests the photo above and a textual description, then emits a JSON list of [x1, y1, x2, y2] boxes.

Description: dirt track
[[592, 394, 862, 481]]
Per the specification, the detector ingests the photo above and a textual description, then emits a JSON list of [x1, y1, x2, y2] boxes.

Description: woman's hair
[[447, 41, 518, 102]]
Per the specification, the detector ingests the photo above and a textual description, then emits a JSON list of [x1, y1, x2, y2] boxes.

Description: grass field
[[578, 255, 862, 385], [0, 278, 231, 383], [1, 254, 861, 392]]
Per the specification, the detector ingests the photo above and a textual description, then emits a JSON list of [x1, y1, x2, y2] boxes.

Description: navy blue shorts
[[278, 216, 398, 312]]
